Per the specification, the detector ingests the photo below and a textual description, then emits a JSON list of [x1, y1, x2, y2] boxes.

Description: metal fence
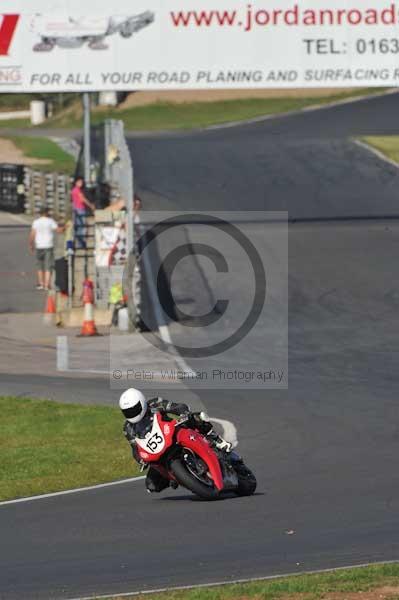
[[105, 120, 141, 329], [103, 119, 134, 251]]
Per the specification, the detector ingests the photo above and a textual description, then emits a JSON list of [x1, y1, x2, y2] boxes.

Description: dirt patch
[[319, 586, 399, 600], [0, 137, 50, 165], [113, 585, 399, 600], [275, 588, 399, 600], [117, 88, 362, 109]]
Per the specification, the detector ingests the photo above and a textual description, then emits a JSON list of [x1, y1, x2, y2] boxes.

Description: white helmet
[[119, 388, 147, 424]]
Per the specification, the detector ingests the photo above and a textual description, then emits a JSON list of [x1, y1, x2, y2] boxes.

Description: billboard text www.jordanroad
[[3, 1, 399, 90]]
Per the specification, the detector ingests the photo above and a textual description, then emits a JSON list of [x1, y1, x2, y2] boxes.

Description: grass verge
[[9, 135, 76, 174], [361, 136, 399, 164], [4, 87, 385, 132], [0, 117, 31, 128], [0, 396, 139, 501], [105, 563, 399, 600]]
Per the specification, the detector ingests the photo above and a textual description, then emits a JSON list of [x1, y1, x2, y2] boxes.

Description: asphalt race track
[[129, 91, 399, 218], [0, 219, 44, 314], [1, 92, 399, 599]]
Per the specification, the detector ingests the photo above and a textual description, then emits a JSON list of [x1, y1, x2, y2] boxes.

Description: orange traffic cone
[[43, 290, 56, 325], [78, 299, 100, 337]]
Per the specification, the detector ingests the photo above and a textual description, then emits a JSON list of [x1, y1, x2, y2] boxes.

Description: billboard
[[2, 1, 399, 91]]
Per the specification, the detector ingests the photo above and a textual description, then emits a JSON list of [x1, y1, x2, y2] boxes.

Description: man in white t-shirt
[[29, 206, 64, 291]]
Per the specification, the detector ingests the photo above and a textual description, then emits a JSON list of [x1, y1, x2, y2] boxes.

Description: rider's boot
[[228, 451, 253, 477], [146, 469, 170, 493]]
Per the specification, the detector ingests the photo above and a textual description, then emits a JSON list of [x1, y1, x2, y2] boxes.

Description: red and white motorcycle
[[135, 411, 257, 500]]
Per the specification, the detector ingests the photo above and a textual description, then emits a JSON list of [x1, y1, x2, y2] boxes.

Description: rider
[[119, 388, 232, 493]]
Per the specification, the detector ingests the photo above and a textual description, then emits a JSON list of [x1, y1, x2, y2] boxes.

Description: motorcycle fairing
[[135, 413, 174, 462], [177, 428, 224, 491]]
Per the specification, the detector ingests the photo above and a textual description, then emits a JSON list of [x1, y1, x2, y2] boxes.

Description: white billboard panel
[[2, 1, 399, 90]]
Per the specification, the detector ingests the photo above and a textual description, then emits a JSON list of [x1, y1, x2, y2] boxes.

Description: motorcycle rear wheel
[[170, 457, 219, 500]]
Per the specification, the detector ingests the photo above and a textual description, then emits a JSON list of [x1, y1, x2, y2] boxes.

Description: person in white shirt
[[29, 206, 64, 291]]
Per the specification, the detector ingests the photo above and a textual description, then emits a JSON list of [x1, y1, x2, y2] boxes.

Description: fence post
[[83, 93, 91, 184], [104, 119, 111, 182]]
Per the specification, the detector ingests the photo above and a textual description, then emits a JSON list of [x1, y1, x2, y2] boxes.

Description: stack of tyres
[[0, 164, 25, 213], [31, 170, 46, 216], [57, 173, 71, 218], [22, 168, 72, 218], [45, 173, 55, 215]]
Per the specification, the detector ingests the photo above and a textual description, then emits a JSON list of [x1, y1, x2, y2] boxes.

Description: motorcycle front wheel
[[234, 463, 257, 496], [170, 454, 219, 500]]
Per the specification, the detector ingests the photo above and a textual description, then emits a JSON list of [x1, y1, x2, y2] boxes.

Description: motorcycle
[[135, 411, 257, 500]]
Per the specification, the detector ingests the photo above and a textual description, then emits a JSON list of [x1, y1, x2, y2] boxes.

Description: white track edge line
[[68, 559, 399, 600], [0, 476, 145, 507], [354, 139, 399, 172], [137, 220, 197, 378]]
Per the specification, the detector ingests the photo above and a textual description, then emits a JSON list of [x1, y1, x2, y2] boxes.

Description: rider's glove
[[199, 411, 210, 421], [191, 411, 210, 422], [207, 431, 232, 453], [215, 438, 233, 453]]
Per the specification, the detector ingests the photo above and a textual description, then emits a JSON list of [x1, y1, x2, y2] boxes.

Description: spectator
[[71, 176, 95, 249], [105, 193, 126, 213], [133, 193, 142, 222], [105, 192, 142, 219], [29, 206, 64, 291]]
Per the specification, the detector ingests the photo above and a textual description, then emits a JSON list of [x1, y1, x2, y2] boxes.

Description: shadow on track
[[159, 492, 265, 502]]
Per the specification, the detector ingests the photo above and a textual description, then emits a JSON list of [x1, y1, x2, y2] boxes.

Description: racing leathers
[[123, 397, 231, 492]]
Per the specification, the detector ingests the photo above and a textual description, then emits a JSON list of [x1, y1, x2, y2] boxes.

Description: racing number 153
[[146, 432, 163, 451]]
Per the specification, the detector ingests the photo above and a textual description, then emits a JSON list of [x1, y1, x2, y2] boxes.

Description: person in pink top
[[71, 177, 95, 249]]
